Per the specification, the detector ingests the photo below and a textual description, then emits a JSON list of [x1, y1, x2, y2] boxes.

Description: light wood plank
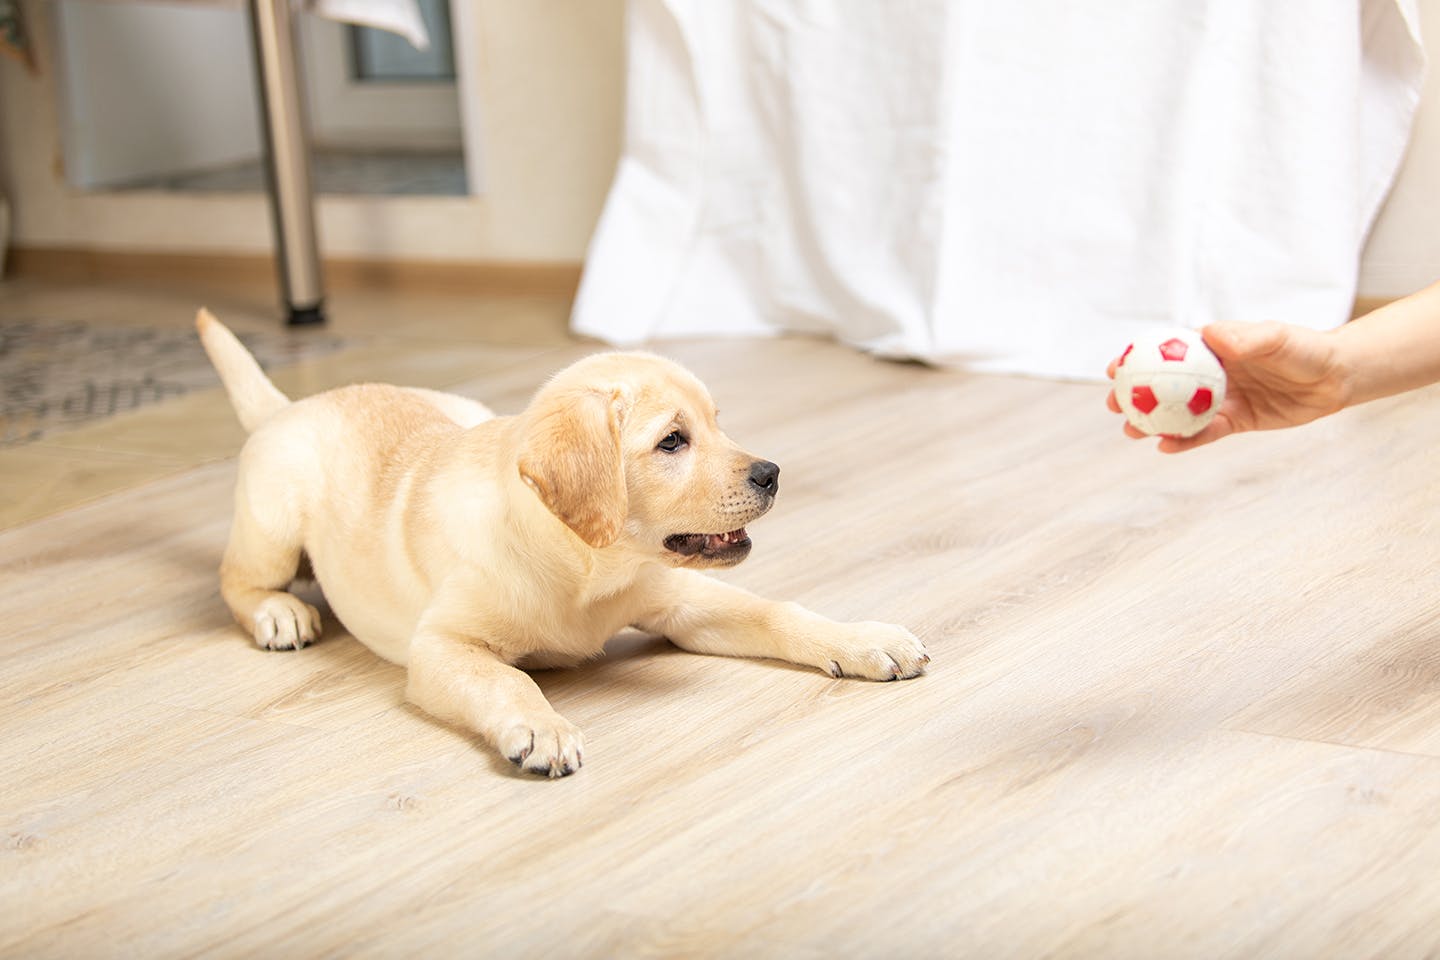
[[0, 444, 187, 530], [1229, 607, 1440, 756]]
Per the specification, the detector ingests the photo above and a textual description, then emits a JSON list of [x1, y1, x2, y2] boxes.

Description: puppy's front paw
[[822, 622, 929, 681], [498, 715, 585, 779], [252, 594, 322, 651]]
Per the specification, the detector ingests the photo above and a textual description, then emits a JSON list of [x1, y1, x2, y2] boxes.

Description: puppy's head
[[517, 352, 778, 568]]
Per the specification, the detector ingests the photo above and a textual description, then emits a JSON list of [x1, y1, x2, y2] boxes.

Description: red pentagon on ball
[[1119, 344, 1134, 365], [1187, 387, 1214, 415], [1131, 385, 1158, 414], [1158, 338, 1189, 361]]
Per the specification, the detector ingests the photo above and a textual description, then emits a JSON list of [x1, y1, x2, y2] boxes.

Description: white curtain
[[573, 1, 1426, 380]]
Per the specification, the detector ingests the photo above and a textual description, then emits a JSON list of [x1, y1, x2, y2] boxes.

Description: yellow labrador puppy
[[198, 309, 927, 777]]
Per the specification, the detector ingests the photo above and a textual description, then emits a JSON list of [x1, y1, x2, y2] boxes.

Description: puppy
[[198, 309, 927, 777]]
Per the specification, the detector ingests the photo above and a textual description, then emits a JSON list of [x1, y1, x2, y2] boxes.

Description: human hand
[[1106, 321, 1353, 452]]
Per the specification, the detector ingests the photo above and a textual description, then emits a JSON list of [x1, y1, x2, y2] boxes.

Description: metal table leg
[[248, 0, 326, 326]]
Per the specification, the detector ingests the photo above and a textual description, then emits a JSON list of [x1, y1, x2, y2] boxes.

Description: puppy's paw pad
[[253, 594, 322, 651], [825, 622, 928, 681], [498, 717, 585, 779]]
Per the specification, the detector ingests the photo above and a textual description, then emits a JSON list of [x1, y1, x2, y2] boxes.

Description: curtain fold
[[574, 0, 1426, 380]]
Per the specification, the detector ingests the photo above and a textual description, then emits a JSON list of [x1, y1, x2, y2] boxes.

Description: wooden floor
[[3, 277, 1440, 958]]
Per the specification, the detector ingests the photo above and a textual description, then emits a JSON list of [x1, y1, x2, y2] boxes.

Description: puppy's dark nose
[[748, 460, 780, 497]]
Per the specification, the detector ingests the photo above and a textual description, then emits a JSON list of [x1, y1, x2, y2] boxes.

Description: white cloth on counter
[[307, 0, 427, 49], [574, 0, 1426, 380], [83, 0, 431, 50]]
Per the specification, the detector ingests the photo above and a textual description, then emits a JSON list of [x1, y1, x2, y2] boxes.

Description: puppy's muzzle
[[661, 459, 780, 565]]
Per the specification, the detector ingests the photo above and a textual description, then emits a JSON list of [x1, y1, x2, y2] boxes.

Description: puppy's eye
[[656, 431, 687, 453]]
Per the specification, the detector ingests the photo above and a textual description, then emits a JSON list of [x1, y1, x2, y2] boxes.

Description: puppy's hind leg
[[220, 483, 321, 651]]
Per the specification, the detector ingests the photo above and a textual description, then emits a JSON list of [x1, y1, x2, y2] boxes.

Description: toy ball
[[1113, 328, 1226, 438]]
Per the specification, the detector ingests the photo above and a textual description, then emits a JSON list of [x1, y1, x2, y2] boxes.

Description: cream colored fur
[[198, 308, 927, 777]]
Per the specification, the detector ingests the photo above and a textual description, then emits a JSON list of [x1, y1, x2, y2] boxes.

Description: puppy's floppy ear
[[518, 386, 629, 548]]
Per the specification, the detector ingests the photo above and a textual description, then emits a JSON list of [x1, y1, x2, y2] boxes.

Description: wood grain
[[4, 292, 1440, 957]]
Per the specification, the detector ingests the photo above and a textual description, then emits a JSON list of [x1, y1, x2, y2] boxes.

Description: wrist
[[1327, 322, 1372, 409]]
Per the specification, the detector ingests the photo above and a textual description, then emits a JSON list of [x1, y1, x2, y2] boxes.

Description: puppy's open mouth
[[663, 528, 751, 558]]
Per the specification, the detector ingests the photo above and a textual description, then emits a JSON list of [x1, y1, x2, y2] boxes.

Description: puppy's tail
[[195, 308, 291, 433]]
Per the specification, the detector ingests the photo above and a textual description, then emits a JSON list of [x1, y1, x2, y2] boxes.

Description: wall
[[52, 1, 260, 189], [1360, 0, 1440, 298], [0, 0, 625, 263]]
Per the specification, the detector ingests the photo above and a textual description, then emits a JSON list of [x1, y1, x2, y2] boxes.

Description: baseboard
[[4, 246, 584, 297], [6, 246, 1393, 318]]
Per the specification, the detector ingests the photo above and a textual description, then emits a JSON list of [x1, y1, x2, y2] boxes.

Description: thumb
[[1202, 320, 1286, 363]]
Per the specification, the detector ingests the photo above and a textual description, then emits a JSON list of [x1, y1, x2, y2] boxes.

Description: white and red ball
[[1113, 328, 1226, 438]]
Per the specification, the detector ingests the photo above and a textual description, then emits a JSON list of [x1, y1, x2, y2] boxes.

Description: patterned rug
[[0, 318, 347, 445]]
